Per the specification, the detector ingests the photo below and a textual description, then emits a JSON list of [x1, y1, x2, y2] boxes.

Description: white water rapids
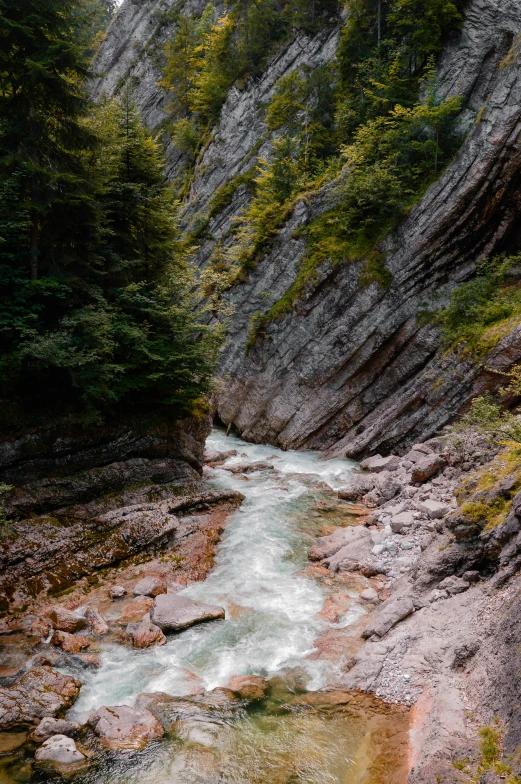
[[69, 430, 361, 720]]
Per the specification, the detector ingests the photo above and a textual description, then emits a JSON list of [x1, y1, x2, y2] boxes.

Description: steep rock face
[[96, 0, 521, 457], [213, 0, 521, 456]]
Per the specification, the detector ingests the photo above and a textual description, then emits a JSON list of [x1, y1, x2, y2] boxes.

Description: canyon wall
[[94, 0, 521, 457]]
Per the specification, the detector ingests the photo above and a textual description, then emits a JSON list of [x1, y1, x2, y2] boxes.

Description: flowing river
[[1, 430, 411, 784]]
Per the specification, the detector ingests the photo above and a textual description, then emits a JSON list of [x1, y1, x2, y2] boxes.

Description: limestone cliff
[[94, 0, 521, 457]]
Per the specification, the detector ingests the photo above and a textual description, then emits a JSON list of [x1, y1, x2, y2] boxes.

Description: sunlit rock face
[[95, 0, 521, 457]]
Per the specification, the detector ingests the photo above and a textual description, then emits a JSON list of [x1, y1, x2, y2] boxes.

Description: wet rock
[[318, 594, 354, 622], [438, 576, 469, 595], [411, 455, 447, 483], [0, 666, 81, 730], [150, 594, 225, 632], [204, 449, 237, 465], [57, 653, 102, 670], [225, 461, 274, 474], [226, 675, 267, 701], [88, 705, 164, 750], [118, 595, 154, 624], [34, 734, 86, 772], [85, 607, 109, 635], [109, 586, 126, 600], [0, 666, 24, 685], [45, 608, 87, 634], [31, 717, 81, 742], [31, 617, 53, 639], [127, 613, 167, 648], [361, 596, 415, 639], [132, 575, 167, 598], [51, 630, 90, 653], [419, 499, 449, 519]]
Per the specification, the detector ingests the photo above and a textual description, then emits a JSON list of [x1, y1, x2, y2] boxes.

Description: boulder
[[309, 528, 355, 561], [31, 617, 53, 639], [411, 455, 446, 483], [361, 596, 415, 639], [451, 639, 480, 670], [85, 607, 109, 635], [204, 449, 237, 465], [34, 735, 86, 771], [418, 500, 449, 519], [403, 449, 427, 463], [363, 455, 401, 473], [57, 653, 102, 670], [127, 613, 167, 648], [226, 461, 273, 474], [438, 576, 469, 595], [479, 771, 502, 784], [51, 630, 90, 653], [45, 608, 87, 634], [390, 512, 415, 533], [0, 666, 81, 730], [109, 586, 126, 600], [322, 527, 373, 573], [150, 594, 225, 633], [118, 596, 154, 624], [227, 675, 267, 701], [88, 705, 164, 750], [132, 575, 167, 598], [31, 717, 81, 742], [337, 474, 376, 502], [359, 588, 378, 602]]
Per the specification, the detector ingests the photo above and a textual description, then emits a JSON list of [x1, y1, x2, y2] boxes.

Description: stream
[[1, 431, 411, 784]]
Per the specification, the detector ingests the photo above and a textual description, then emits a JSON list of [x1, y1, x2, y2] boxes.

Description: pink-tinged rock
[[309, 528, 355, 561], [88, 705, 164, 750], [0, 666, 81, 730], [34, 734, 86, 772], [132, 575, 167, 598], [227, 675, 267, 701], [51, 631, 90, 653], [109, 586, 126, 600], [117, 596, 154, 624], [45, 608, 87, 634], [127, 614, 167, 649], [31, 717, 81, 742], [31, 618, 53, 639], [85, 607, 109, 635], [150, 594, 225, 633], [411, 455, 447, 483], [361, 596, 415, 639]]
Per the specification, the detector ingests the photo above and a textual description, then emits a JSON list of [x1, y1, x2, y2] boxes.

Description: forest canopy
[[0, 0, 218, 426]]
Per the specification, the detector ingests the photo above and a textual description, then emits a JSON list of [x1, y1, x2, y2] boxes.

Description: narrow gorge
[[2, 0, 521, 782]]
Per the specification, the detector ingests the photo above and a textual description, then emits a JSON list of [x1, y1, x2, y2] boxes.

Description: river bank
[[1, 428, 520, 782]]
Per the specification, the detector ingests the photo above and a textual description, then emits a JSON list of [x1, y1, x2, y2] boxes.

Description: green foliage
[[0, 22, 219, 425], [439, 254, 521, 355]]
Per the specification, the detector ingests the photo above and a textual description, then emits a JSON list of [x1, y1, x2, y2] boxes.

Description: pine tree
[[0, 0, 97, 281]]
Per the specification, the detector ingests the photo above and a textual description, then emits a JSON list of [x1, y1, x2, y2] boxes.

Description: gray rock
[[133, 575, 168, 598], [338, 474, 376, 501], [34, 735, 85, 770], [362, 455, 401, 473], [479, 771, 502, 784], [438, 576, 470, 595], [323, 527, 373, 573], [428, 589, 449, 602], [451, 639, 480, 670], [150, 594, 225, 632], [418, 499, 449, 519], [463, 570, 480, 583], [359, 588, 378, 602], [309, 528, 356, 561], [89, 705, 164, 750], [31, 717, 81, 742], [361, 596, 415, 639], [390, 512, 415, 533]]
